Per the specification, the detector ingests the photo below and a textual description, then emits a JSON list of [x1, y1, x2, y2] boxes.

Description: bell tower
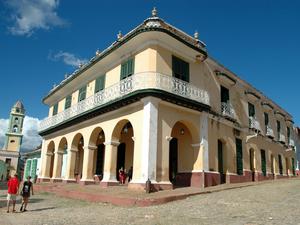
[[0, 101, 25, 176]]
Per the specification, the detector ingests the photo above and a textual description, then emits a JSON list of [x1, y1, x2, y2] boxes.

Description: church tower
[[0, 101, 25, 176]]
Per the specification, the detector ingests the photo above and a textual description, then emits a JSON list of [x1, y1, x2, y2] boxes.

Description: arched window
[[14, 118, 19, 124], [13, 125, 18, 133]]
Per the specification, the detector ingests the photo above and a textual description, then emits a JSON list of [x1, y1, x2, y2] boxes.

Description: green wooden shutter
[[78, 85, 87, 102], [277, 121, 281, 140], [52, 103, 58, 116], [221, 86, 230, 103], [264, 113, 269, 126], [248, 102, 255, 117], [31, 159, 37, 178], [172, 56, 189, 82], [95, 75, 106, 93], [278, 154, 283, 175], [260, 149, 266, 176], [236, 138, 243, 175], [120, 58, 134, 80], [65, 95, 72, 109], [287, 127, 290, 141], [24, 159, 31, 179]]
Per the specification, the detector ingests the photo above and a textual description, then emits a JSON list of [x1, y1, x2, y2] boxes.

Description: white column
[[81, 145, 97, 182], [102, 141, 120, 183], [139, 97, 160, 183], [200, 112, 209, 171]]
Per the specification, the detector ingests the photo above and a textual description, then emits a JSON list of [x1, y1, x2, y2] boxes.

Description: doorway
[[116, 143, 126, 181], [95, 144, 105, 178], [218, 140, 225, 184], [249, 149, 255, 181], [169, 138, 178, 184]]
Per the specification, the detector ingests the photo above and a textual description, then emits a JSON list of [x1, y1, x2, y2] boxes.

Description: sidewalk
[[34, 178, 299, 207]]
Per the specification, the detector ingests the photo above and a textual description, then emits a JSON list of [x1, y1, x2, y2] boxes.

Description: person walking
[[7, 173, 19, 213], [20, 176, 34, 212]]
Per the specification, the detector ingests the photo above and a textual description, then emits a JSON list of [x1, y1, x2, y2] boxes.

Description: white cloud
[[22, 116, 42, 152], [0, 119, 9, 149], [0, 116, 42, 152], [6, 0, 66, 36], [49, 51, 88, 67]]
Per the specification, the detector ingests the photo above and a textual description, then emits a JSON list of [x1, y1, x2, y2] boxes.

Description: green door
[[236, 138, 243, 175], [260, 150, 266, 176], [24, 159, 31, 180], [30, 159, 37, 179]]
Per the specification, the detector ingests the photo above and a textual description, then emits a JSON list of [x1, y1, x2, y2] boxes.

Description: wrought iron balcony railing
[[249, 116, 261, 131], [266, 125, 274, 137], [221, 102, 235, 119], [288, 139, 295, 147], [39, 72, 210, 131]]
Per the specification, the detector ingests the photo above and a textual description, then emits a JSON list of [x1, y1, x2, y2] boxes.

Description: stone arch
[[57, 137, 68, 179], [46, 140, 55, 178], [169, 120, 199, 187], [89, 127, 106, 179], [112, 119, 135, 182], [70, 133, 84, 182]]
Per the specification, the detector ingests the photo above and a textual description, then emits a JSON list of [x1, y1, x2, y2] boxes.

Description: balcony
[[39, 72, 210, 132], [279, 133, 286, 143], [221, 102, 235, 119], [288, 139, 295, 147], [249, 117, 261, 131], [266, 126, 274, 138]]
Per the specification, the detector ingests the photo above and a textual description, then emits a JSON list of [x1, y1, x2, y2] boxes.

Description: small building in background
[[22, 146, 41, 182]]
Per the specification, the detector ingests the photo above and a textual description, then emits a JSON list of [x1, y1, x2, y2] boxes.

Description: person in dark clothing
[[127, 166, 133, 183], [20, 176, 34, 212]]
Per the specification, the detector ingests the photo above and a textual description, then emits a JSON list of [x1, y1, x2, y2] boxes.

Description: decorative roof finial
[[117, 31, 123, 40], [79, 63, 83, 68], [64, 73, 68, 79], [194, 30, 199, 40], [152, 7, 157, 17], [96, 49, 101, 56]]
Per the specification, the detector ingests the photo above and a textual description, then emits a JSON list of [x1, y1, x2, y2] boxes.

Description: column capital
[[141, 96, 161, 106], [46, 152, 54, 156], [191, 143, 201, 148], [54, 150, 65, 155], [68, 148, 78, 153], [83, 145, 98, 151], [104, 141, 120, 146]]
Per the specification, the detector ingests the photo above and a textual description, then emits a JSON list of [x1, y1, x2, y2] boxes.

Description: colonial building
[[38, 9, 296, 190], [0, 101, 25, 177]]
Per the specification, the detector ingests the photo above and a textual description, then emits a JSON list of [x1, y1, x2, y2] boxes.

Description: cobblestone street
[[1, 178, 300, 225]]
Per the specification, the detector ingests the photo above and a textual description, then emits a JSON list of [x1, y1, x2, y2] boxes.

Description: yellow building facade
[[38, 9, 296, 190]]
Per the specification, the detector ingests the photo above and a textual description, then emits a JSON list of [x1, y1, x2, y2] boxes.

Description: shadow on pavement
[[29, 198, 44, 203], [28, 207, 56, 212]]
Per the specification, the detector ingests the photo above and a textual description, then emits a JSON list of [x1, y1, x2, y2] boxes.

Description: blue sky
[[0, 0, 299, 150]]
